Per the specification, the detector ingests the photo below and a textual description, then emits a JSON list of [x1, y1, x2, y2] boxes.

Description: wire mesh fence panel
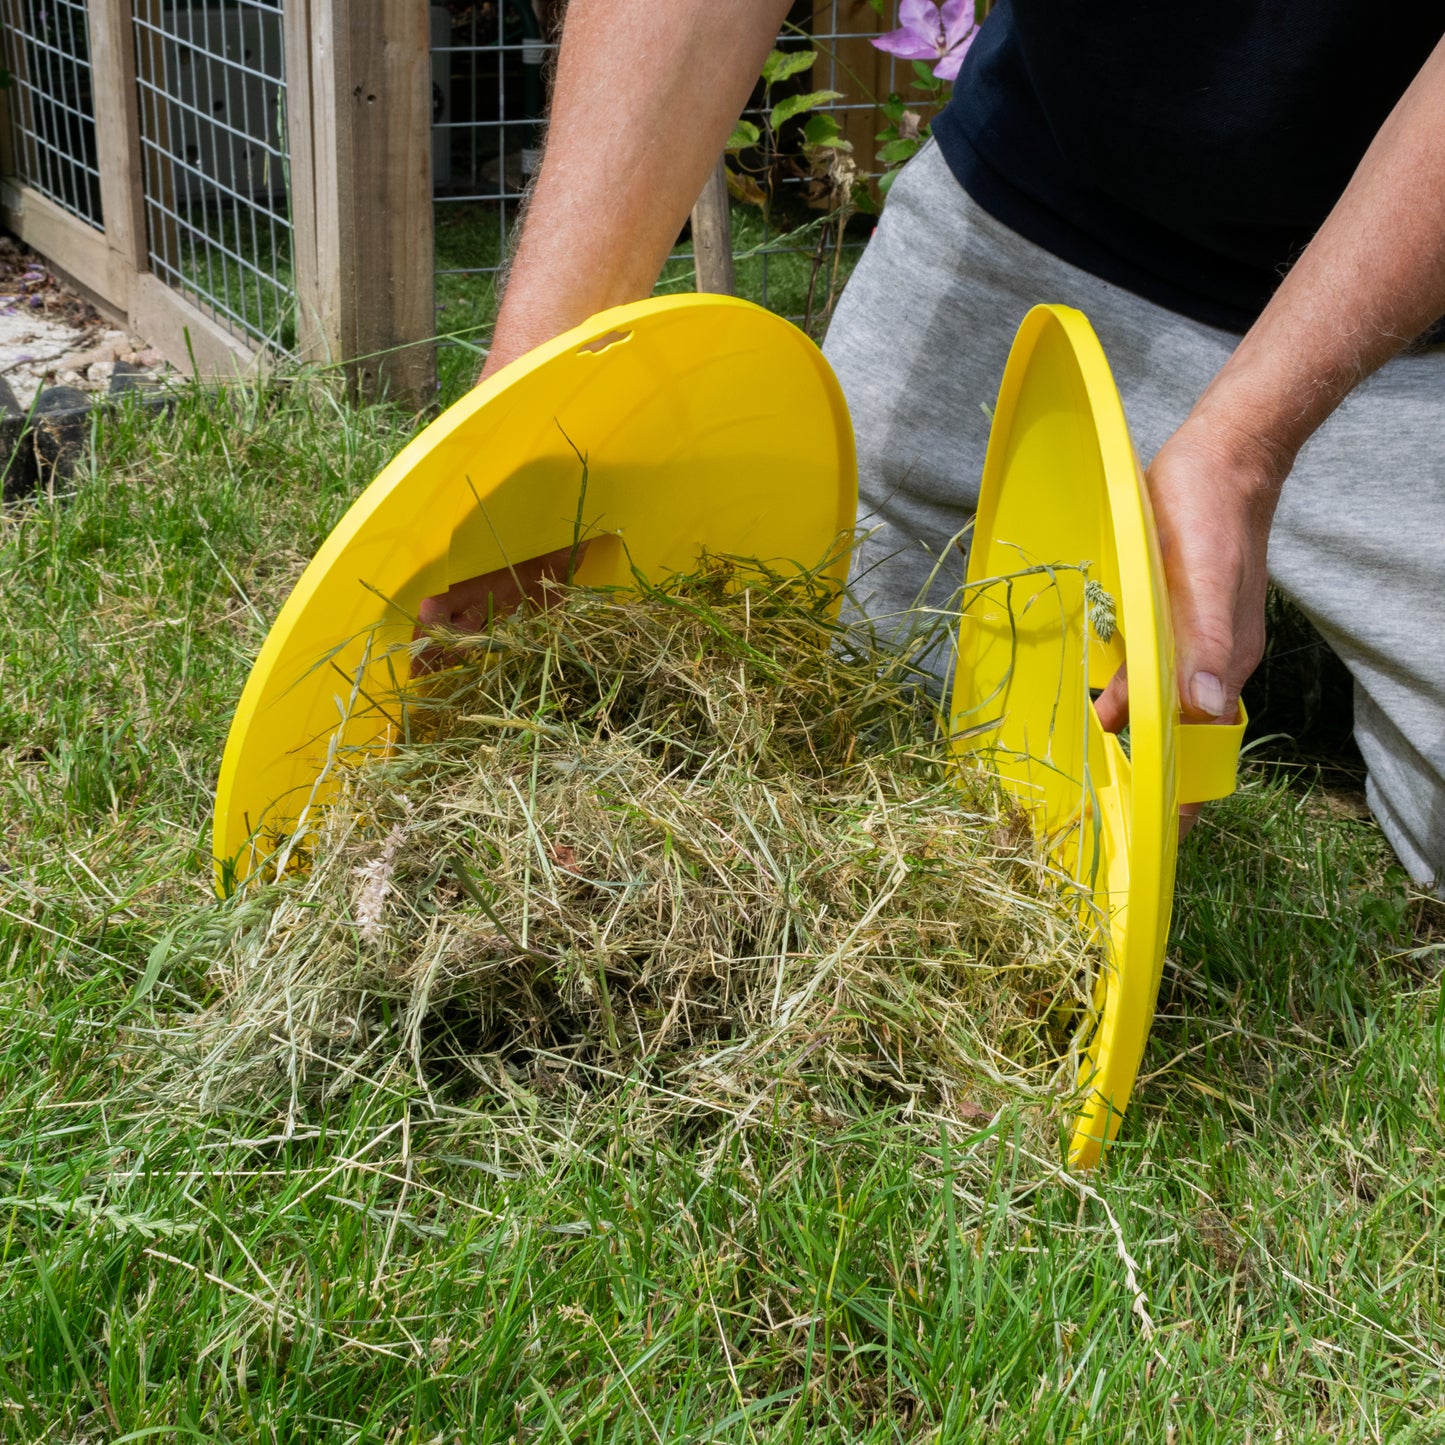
[[132, 0, 294, 353], [429, 0, 938, 348], [431, 0, 552, 350], [0, 0, 104, 228]]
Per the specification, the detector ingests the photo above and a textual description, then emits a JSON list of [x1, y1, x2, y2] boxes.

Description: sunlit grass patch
[[1, 374, 1443, 1442]]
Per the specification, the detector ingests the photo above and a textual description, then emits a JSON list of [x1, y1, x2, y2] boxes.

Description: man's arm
[[1123, 33, 1445, 730], [481, 0, 792, 380]]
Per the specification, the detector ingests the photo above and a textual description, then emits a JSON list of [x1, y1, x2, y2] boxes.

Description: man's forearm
[[1187, 33, 1445, 481], [481, 0, 791, 379]]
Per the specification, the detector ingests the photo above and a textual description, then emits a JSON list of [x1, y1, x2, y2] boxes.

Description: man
[[420, 2, 1445, 892]]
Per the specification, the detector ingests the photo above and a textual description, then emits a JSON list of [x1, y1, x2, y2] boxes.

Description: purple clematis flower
[[872, 0, 978, 82]]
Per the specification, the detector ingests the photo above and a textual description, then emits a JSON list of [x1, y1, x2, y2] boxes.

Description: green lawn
[[1, 380, 1443, 1441]]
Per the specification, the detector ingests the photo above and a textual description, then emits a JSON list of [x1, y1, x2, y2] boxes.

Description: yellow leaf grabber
[[212, 295, 1244, 1168], [950, 304, 1246, 1168], [212, 295, 857, 885]]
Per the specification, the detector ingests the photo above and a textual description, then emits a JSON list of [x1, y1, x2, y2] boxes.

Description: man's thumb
[[1185, 668, 1231, 719], [1176, 602, 1249, 722]]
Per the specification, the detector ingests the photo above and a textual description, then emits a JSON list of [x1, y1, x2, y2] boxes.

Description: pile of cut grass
[[181, 558, 1094, 1140]]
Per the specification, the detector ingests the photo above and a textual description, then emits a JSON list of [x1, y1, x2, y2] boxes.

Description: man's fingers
[[1171, 591, 1260, 726], [1094, 663, 1129, 733], [1151, 488, 1254, 722], [412, 542, 591, 675], [1145, 433, 1271, 728], [1186, 669, 1229, 718], [416, 542, 588, 635]]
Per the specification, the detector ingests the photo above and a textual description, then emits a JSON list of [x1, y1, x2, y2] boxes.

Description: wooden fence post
[[690, 158, 735, 296], [289, 0, 436, 404], [130, 0, 181, 292], [85, 0, 149, 312]]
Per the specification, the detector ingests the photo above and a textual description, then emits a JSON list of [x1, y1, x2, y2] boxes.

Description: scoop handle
[[1178, 701, 1249, 805]]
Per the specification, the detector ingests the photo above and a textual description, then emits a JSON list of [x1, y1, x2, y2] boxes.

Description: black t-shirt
[[933, 2, 1443, 332]]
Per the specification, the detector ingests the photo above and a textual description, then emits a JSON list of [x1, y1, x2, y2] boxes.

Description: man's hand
[[1093, 420, 1280, 728], [412, 543, 587, 673], [1145, 417, 1283, 729], [1100, 421, 1283, 839], [415, 543, 584, 635]]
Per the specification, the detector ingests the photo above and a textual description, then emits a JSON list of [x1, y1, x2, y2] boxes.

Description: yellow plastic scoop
[[949, 304, 1245, 1168], [214, 295, 1243, 1167], [211, 294, 856, 883]]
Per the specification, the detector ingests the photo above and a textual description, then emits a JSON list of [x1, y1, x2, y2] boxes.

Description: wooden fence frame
[[0, 0, 436, 402]]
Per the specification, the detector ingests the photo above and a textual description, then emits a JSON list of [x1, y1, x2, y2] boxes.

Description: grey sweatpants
[[825, 141, 1445, 892]]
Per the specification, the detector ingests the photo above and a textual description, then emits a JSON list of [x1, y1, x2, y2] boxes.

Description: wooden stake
[[131, 0, 181, 289], [282, 0, 324, 365], [0, 4, 30, 185], [0, 22, 15, 182], [690, 157, 735, 297]]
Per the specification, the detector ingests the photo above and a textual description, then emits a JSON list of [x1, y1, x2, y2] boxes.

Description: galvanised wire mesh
[[132, 0, 295, 352], [431, 0, 551, 340], [0, 0, 104, 228], [431, 1, 931, 343]]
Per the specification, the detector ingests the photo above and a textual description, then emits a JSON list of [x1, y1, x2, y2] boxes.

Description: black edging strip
[[1, 362, 173, 502]]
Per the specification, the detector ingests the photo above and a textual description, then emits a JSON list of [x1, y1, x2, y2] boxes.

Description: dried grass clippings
[[181, 557, 1096, 1150]]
